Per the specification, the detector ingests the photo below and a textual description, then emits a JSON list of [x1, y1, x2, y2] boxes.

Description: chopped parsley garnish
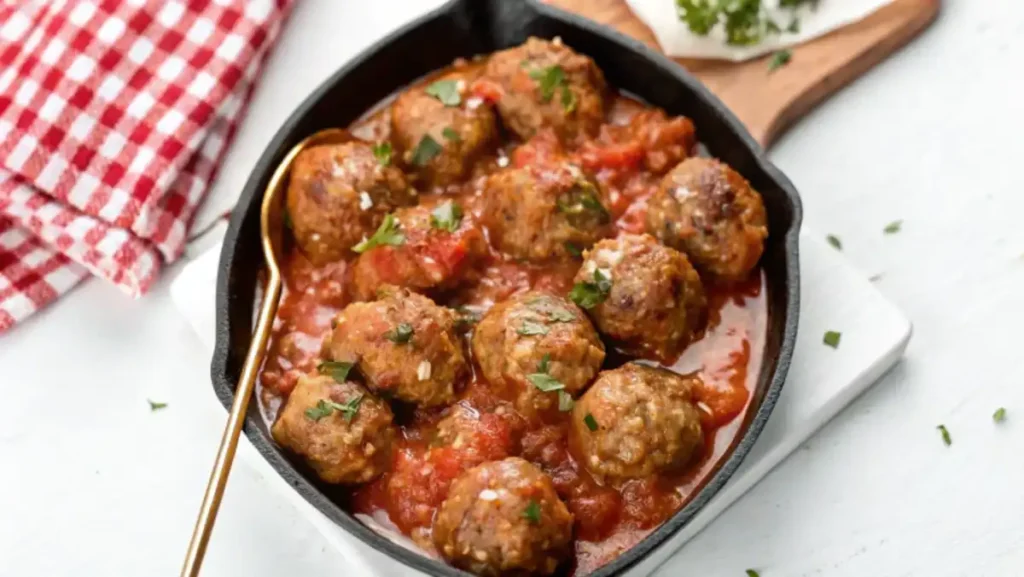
[[372, 141, 392, 166], [441, 126, 461, 142], [558, 183, 610, 227], [826, 234, 842, 250], [410, 134, 443, 166], [528, 373, 564, 392], [528, 296, 576, 323], [547, 308, 576, 323], [937, 424, 951, 446], [745, 571, 761, 577], [518, 320, 550, 336], [537, 353, 551, 373], [823, 330, 841, 349], [305, 395, 364, 422], [564, 242, 583, 258], [385, 322, 415, 344], [676, 0, 817, 46], [425, 79, 461, 106], [993, 407, 1007, 423], [522, 500, 542, 524], [353, 213, 404, 253], [561, 85, 577, 113], [430, 200, 463, 233], [528, 354, 565, 392], [884, 220, 903, 234], [768, 49, 792, 72], [558, 390, 575, 412], [147, 399, 168, 411], [318, 360, 355, 383], [583, 413, 599, 431], [570, 269, 612, 310], [527, 64, 575, 112]]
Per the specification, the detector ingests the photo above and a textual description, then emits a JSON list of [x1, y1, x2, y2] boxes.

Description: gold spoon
[[181, 128, 349, 577]]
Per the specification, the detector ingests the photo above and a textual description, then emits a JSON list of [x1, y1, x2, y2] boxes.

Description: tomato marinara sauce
[[257, 38, 768, 577]]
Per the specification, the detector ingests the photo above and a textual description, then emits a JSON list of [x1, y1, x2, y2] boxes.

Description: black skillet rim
[[210, 1, 803, 575]]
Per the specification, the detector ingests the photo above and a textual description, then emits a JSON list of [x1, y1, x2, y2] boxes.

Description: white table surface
[[3, 1, 1023, 576]]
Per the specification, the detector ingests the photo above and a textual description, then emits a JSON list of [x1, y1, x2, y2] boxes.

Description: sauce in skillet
[[257, 45, 767, 576]]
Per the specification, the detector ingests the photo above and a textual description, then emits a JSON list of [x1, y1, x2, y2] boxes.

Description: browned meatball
[[392, 70, 499, 189], [645, 157, 768, 282], [484, 37, 606, 143], [571, 363, 704, 482], [572, 234, 705, 362], [286, 141, 414, 264], [349, 199, 488, 302], [433, 457, 573, 576], [473, 291, 605, 417], [483, 160, 613, 261], [327, 287, 467, 406], [271, 374, 394, 484]]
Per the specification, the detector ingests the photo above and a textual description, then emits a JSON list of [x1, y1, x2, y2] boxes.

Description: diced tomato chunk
[[469, 78, 502, 104]]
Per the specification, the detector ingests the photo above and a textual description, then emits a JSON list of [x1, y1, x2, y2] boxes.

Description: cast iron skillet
[[212, 0, 802, 574]]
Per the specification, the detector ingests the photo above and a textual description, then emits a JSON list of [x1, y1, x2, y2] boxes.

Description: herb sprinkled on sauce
[[425, 79, 461, 106], [353, 213, 404, 253]]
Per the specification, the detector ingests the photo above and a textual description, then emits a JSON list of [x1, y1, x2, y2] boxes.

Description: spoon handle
[[180, 273, 282, 577]]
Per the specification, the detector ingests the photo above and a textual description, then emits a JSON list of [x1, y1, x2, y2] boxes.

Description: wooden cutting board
[[545, 0, 940, 147]]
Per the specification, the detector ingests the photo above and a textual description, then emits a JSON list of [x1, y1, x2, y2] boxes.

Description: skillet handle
[[180, 271, 283, 577]]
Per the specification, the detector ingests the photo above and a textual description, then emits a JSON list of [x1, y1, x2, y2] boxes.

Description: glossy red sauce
[[257, 93, 767, 575]]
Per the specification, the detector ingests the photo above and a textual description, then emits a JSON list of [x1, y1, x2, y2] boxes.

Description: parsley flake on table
[[305, 395, 364, 423], [147, 399, 168, 411], [372, 141, 392, 166], [425, 79, 461, 106], [583, 413, 599, 431], [385, 322, 415, 344], [430, 200, 463, 233], [826, 234, 842, 250], [937, 424, 952, 446], [318, 360, 354, 383], [884, 220, 903, 234], [518, 320, 550, 336], [823, 330, 841, 349], [410, 134, 443, 166], [353, 213, 404, 253], [993, 407, 1007, 423], [441, 126, 461, 142], [745, 571, 761, 577], [768, 49, 792, 72], [570, 269, 612, 309], [522, 500, 542, 524]]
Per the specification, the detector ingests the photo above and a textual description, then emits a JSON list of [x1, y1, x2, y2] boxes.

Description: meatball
[[483, 160, 613, 261], [327, 287, 467, 406], [484, 37, 606, 143], [349, 199, 488, 301], [392, 70, 499, 189], [473, 291, 605, 416], [271, 374, 394, 484], [572, 234, 705, 362], [286, 141, 414, 264], [572, 363, 704, 482], [645, 157, 768, 282], [433, 457, 574, 576]]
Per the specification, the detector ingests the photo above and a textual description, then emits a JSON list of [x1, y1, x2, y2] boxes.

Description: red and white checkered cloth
[[0, 0, 295, 333]]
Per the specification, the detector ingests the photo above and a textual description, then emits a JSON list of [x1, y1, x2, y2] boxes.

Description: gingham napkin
[[0, 0, 294, 333]]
